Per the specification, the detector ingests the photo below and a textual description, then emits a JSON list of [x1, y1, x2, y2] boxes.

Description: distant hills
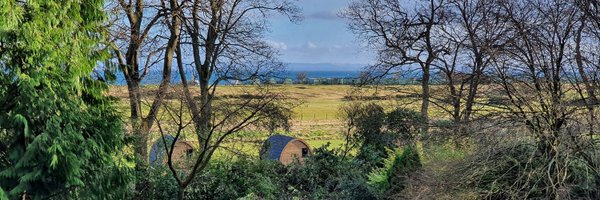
[[285, 63, 366, 72], [109, 62, 369, 85], [132, 62, 367, 73]]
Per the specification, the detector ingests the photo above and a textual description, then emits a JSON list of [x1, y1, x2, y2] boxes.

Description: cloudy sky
[[266, 0, 373, 64]]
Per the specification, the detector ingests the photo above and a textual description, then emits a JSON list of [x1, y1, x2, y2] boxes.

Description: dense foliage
[[284, 145, 375, 199], [368, 147, 422, 197], [0, 0, 132, 199], [138, 143, 424, 200], [343, 103, 424, 169], [140, 145, 377, 200]]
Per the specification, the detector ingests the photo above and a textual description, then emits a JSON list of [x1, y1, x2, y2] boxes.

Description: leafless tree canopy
[[106, 0, 300, 199], [106, 2, 182, 197], [345, 0, 600, 198], [139, 0, 302, 199]]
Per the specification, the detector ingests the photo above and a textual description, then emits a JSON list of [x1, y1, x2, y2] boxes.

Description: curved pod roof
[[261, 134, 311, 164]]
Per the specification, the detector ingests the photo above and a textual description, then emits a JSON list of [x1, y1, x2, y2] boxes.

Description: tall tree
[[154, 0, 300, 199], [106, 1, 181, 196], [489, 0, 600, 197], [430, 0, 508, 127], [573, 0, 600, 135], [343, 0, 447, 134], [0, 0, 132, 199], [106, 0, 175, 171]]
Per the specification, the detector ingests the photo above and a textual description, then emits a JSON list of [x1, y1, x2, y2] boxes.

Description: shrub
[[386, 108, 425, 145], [138, 167, 179, 200], [344, 103, 395, 167], [177, 144, 377, 199], [343, 104, 426, 169], [284, 144, 375, 199], [0, 188, 6, 200], [368, 146, 422, 197], [184, 144, 376, 199], [185, 158, 286, 200], [464, 143, 600, 199]]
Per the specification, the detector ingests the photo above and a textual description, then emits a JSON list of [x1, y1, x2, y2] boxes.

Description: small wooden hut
[[260, 135, 311, 165], [149, 135, 195, 167]]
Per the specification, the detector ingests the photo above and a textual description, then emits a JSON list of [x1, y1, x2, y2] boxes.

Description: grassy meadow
[[107, 84, 438, 156]]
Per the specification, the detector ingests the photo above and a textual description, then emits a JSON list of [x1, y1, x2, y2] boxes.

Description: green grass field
[[108, 84, 439, 156]]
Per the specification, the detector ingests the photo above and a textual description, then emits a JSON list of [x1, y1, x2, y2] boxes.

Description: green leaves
[[0, 187, 7, 200], [13, 114, 30, 139], [0, 0, 132, 199], [50, 154, 58, 168], [367, 147, 422, 197], [0, 1, 24, 30]]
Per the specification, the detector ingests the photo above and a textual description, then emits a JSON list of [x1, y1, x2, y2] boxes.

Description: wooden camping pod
[[170, 141, 194, 165], [149, 136, 195, 167], [260, 135, 311, 165]]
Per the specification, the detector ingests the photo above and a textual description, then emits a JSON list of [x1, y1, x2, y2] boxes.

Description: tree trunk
[[575, 18, 598, 105], [449, 81, 461, 123], [133, 122, 149, 199], [421, 64, 430, 134], [125, 79, 149, 164], [178, 187, 185, 200], [463, 70, 481, 122], [124, 59, 151, 199], [128, 83, 150, 199]]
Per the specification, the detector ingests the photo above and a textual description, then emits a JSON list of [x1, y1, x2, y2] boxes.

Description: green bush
[[368, 146, 422, 197], [185, 159, 286, 200], [386, 108, 425, 145], [179, 144, 375, 200], [0, 188, 6, 200], [130, 142, 392, 199], [284, 144, 375, 199], [345, 105, 426, 170], [137, 167, 179, 200], [349, 103, 396, 167]]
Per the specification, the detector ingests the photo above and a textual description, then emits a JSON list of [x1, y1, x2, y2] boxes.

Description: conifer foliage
[[0, 0, 132, 199]]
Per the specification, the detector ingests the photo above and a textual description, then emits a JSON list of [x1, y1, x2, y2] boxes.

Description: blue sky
[[266, 0, 372, 64]]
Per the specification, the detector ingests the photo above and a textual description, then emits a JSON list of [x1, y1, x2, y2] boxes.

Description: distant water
[[277, 71, 361, 79], [112, 70, 363, 85]]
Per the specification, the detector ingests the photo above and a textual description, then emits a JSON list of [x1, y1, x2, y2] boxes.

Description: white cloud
[[306, 42, 318, 49], [265, 40, 288, 50]]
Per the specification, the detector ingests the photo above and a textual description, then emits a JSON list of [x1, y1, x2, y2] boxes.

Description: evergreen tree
[[0, 0, 132, 199]]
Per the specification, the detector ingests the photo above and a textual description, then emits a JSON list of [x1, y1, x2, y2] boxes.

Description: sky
[[266, 0, 373, 65]]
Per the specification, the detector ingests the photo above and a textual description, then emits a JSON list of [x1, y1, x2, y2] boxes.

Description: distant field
[[107, 84, 432, 153]]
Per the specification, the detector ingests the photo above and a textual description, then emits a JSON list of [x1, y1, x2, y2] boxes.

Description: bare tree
[[343, 0, 600, 198], [493, 0, 578, 146], [428, 0, 509, 130], [572, 0, 600, 135], [343, 0, 447, 134], [106, 0, 181, 196], [152, 0, 301, 199], [485, 0, 600, 197]]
